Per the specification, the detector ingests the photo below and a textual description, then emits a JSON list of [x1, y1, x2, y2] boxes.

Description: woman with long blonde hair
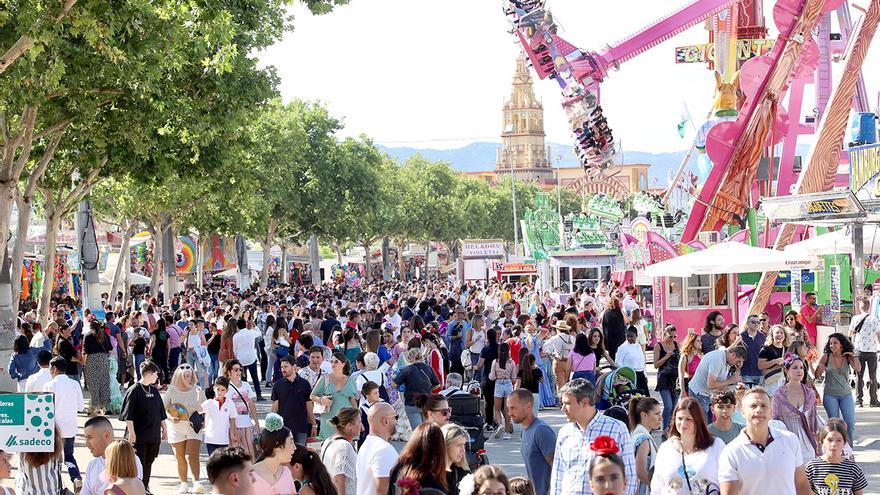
[[677, 333, 703, 397], [104, 440, 146, 495], [442, 423, 470, 495], [163, 363, 207, 493]]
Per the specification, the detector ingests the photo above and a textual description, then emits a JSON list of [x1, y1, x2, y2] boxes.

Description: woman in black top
[[119, 360, 167, 492], [652, 325, 680, 431], [149, 318, 171, 385], [475, 328, 499, 428], [387, 422, 448, 495], [54, 325, 81, 382], [601, 297, 627, 360], [206, 322, 222, 385], [83, 319, 112, 415]]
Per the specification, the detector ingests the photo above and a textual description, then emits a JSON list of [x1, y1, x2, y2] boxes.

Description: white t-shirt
[[651, 437, 725, 495], [623, 295, 640, 316], [718, 427, 803, 495], [263, 326, 275, 350], [201, 398, 236, 445], [232, 328, 262, 366], [468, 328, 486, 354], [225, 381, 256, 428], [321, 436, 357, 495], [616, 342, 646, 372], [356, 435, 398, 495], [850, 313, 880, 353], [688, 349, 729, 397]]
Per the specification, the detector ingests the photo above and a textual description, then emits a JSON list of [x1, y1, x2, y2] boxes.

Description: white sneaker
[[502, 432, 512, 440], [191, 481, 210, 494], [179, 481, 191, 494]]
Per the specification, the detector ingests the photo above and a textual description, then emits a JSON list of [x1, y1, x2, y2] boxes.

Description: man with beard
[[701, 311, 726, 351], [271, 355, 316, 443]]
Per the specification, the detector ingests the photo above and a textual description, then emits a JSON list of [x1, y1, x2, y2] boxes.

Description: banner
[[462, 240, 505, 258], [0, 394, 55, 452], [830, 265, 841, 314], [790, 269, 802, 311]]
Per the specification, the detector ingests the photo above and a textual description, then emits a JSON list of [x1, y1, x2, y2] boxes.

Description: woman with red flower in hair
[[589, 435, 628, 495]]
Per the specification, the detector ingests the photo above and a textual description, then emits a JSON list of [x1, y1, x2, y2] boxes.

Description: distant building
[[464, 55, 651, 197]]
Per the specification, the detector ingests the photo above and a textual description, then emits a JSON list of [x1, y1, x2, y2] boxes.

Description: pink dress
[[252, 465, 297, 495]]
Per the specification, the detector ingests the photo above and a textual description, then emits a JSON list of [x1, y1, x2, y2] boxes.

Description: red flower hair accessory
[[590, 435, 620, 456]]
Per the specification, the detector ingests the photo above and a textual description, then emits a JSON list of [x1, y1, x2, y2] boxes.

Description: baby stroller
[[447, 383, 490, 470], [596, 366, 640, 411]]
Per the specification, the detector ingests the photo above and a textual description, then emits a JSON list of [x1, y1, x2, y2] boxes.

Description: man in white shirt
[[81, 416, 144, 495], [357, 402, 399, 495], [44, 356, 85, 490], [25, 350, 54, 393], [615, 329, 647, 394], [231, 318, 264, 401], [850, 296, 880, 407], [718, 387, 811, 495], [688, 346, 746, 423]]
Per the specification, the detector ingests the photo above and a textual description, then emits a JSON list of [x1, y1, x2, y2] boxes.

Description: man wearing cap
[[543, 321, 575, 394]]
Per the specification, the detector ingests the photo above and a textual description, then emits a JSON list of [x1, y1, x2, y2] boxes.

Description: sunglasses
[[178, 365, 192, 370], [759, 319, 767, 322], [432, 408, 453, 417], [231, 367, 242, 372]]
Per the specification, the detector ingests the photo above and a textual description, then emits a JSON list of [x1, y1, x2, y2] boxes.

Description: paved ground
[[9, 367, 880, 494]]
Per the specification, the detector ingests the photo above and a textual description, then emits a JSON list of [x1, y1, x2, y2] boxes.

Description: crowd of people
[[2, 278, 875, 495]]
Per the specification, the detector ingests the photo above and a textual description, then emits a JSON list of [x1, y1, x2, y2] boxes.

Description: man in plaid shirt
[[549, 378, 636, 495]]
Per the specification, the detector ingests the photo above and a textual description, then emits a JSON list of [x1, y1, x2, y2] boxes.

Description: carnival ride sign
[[791, 269, 802, 311], [462, 240, 505, 258], [849, 143, 880, 195], [674, 39, 775, 64], [0, 393, 55, 452]]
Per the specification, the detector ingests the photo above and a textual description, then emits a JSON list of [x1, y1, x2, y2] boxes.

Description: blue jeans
[[134, 354, 145, 380], [470, 352, 481, 382], [63, 437, 81, 481], [168, 347, 182, 376], [405, 405, 423, 430], [823, 393, 856, 445], [742, 375, 764, 387], [689, 387, 713, 424], [659, 388, 679, 431], [293, 432, 308, 445], [205, 443, 227, 456], [572, 370, 596, 383], [209, 353, 220, 385]]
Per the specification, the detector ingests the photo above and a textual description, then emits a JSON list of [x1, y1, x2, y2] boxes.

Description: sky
[[257, 0, 880, 154]]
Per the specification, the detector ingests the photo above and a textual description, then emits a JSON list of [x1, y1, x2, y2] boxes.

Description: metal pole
[[509, 146, 519, 257], [854, 223, 865, 300], [555, 154, 562, 218]]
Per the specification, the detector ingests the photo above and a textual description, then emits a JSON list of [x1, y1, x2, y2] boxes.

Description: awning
[[785, 224, 880, 256], [645, 242, 821, 278]]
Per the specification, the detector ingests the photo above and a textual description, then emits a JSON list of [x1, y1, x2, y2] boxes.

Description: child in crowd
[[358, 380, 383, 448], [588, 435, 628, 495], [707, 391, 743, 444], [509, 476, 536, 495], [201, 376, 237, 455], [805, 422, 867, 495]]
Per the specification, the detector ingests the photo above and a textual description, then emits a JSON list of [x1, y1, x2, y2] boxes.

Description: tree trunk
[[122, 235, 132, 306], [363, 240, 372, 280], [37, 210, 60, 326], [334, 243, 343, 264], [109, 221, 135, 300], [148, 223, 162, 300], [424, 240, 431, 280], [259, 218, 277, 290], [161, 221, 177, 298], [309, 233, 321, 285], [0, 183, 15, 269], [10, 193, 31, 305], [280, 244, 289, 285]]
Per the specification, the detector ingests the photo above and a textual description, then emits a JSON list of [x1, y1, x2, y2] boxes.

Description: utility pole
[[555, 154, 562, 218], [509, 146, 519, 257]]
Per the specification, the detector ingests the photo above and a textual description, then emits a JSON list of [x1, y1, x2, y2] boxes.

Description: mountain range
[[379, 141, 816, 186]]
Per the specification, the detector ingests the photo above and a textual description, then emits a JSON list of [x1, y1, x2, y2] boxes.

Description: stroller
[[447, 382, 490, 470], [596, 366, 640, 411]]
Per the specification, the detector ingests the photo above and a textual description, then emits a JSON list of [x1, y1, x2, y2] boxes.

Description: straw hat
[[552, 321, 571, 332]]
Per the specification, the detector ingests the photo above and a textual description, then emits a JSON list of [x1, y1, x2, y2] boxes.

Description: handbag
[[681, 448, 720, 495], [189, 411, 205, 434]]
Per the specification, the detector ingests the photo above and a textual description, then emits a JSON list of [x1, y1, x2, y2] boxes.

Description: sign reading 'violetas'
[[0, 394, 56, 452]]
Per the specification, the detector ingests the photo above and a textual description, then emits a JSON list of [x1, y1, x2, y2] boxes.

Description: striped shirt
[[15, 456, 61, 495], [804, 458, 867, 495], [549, 413, 636, 495]]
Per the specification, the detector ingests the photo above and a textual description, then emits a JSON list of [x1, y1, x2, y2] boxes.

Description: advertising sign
[[462, 240, 505, 258], [0, 393, 55, 452], [790, 269, 802, 311], [674, 39, 775, 64], [830, 265, 841, 314]]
